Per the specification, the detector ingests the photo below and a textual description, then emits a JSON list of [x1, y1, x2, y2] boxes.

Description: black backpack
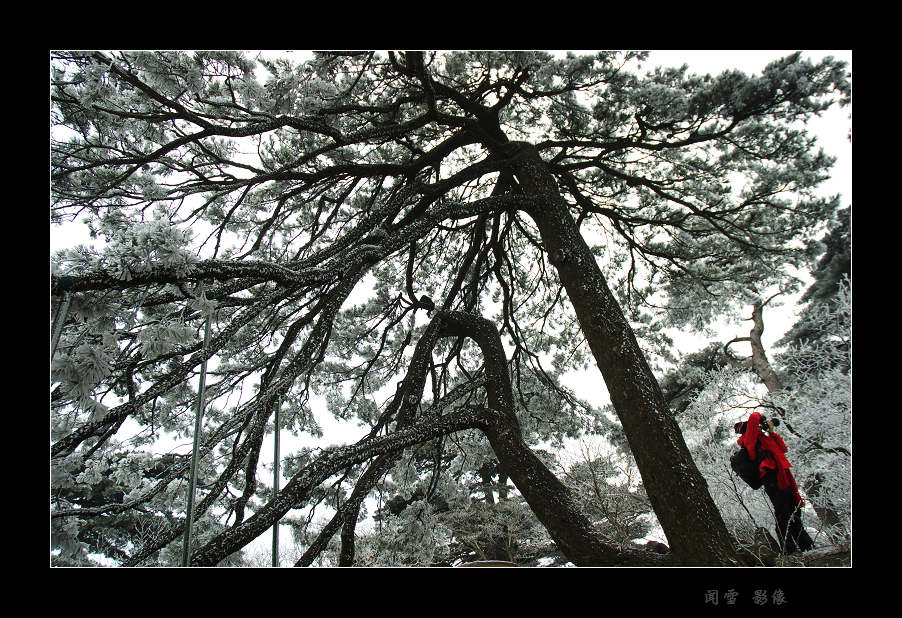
[[730, 446, 765, 490]]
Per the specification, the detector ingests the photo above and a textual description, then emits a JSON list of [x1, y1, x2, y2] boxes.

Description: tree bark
[[505, 142, 737, 566], [748, 300, 783, 393]]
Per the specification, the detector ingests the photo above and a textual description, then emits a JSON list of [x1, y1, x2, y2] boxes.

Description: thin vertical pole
[[51, 294, 71, 359], [272, 395, 281, 567], [181, 313, 212, 567]]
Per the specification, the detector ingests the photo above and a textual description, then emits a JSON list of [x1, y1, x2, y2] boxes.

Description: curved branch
[[296, 375, 486, 567], [191, 309, 672, 566], [51, 287, 286, 459], [50, 258, 335, 297], [190, 405, 487, 566], [723, 336, 753, 370], [436, 312, 625, 566]]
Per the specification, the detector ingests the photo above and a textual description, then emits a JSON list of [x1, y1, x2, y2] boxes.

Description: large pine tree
[[51, 51, 849, 566]]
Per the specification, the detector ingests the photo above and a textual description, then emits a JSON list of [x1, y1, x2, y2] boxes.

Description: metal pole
[[181, 313, 212, 567], [272, 395, 281, 567], [51, 294, 72, 359]]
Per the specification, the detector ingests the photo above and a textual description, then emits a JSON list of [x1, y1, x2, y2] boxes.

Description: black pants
[[763, 470, 814, 553]]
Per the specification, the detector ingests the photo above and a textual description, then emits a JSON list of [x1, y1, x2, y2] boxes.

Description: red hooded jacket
[[737, 412, 803, 505]]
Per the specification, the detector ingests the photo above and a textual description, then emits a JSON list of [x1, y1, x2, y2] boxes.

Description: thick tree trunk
[[506, 142, 737, 566]]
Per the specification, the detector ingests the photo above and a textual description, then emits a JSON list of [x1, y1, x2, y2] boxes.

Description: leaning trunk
[[508, 142, 737, 565], [743, 301, 845, 542]]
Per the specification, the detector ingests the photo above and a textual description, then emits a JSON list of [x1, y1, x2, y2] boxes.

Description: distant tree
[[671, 233, 850, 553], [51, 50, 849, 566], [772, 213, 851, 542], [778, 206, 851, 370]]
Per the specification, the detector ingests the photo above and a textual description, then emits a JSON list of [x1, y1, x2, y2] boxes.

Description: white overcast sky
[[50, 50, 852, 564]]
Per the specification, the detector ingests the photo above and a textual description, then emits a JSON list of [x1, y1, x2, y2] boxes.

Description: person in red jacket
[[737, 412, 814, 554]]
